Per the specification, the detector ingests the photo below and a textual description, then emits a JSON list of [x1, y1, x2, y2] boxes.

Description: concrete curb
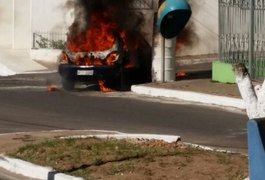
[[0, 155, 83, 180], [0, 63, 16, 76], [0, 49, 48, 76], [61, 133, 181, 143], [131, 85, 245, 109], [0, 132, 180, 179]]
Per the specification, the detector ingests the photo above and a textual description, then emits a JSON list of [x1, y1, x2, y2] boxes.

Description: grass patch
[[8, 137, 248, 180]]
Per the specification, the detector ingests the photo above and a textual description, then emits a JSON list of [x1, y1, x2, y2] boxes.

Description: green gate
[[219, 0, 265, 79]]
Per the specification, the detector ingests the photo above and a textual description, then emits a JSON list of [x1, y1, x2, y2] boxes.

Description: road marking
[[0, 86, 48, 90]]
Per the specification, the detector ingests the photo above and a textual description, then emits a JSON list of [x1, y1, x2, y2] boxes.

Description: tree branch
[[233, 63, 260, 119]]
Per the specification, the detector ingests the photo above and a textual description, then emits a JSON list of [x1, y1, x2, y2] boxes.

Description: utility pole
[[161, 35, 165, 82], [249, 0, 255, 78]]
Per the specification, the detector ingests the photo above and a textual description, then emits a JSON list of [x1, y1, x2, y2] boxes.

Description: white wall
[[0, 0, 13, 48], [0, 0, 72, 49], [0, 0, 32, 49], [177, 0, 219, 56], [31, 0, 73, 32], [13, 0, 31, 49]]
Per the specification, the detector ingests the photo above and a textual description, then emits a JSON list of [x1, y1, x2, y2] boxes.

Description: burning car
[[58, 34, 131, 91], [58, 0, 152, 91]]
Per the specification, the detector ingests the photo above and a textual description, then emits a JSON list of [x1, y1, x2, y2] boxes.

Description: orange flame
[[124, 63, 135, 69], [176, 42, 185, 51], [46, 79, 60, 92], [98, 80, 114, 93], [68, 13, 122, 52], [73, 54, 104, 66], [176, 72, 187, 77], [106, 52, 118, 65], [59, 52, 69, 64], [47, 84, 60, 92]]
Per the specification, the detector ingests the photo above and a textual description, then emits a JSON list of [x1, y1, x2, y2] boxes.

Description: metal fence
[[130, 0, 154, 10], [32, 31, 67, 50], [219, 0, 265, 78]]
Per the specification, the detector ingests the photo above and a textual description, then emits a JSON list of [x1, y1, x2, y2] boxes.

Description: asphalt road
[[0, 73, 248, 152]]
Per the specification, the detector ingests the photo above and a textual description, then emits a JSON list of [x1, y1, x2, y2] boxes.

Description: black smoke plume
[[68, 0, 145, 41]]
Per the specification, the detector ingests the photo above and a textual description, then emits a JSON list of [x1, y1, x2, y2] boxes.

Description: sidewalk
[[0, 49, 48, 76], [131, 78, 245, 110], [132, 59, 246, 110]]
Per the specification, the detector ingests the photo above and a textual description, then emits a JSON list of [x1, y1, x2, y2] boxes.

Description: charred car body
[[58, 0, 153, 91], [58, 34, 152, 91]]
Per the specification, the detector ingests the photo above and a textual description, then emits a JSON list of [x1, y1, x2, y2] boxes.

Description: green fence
[[219, 0, 265, 79]]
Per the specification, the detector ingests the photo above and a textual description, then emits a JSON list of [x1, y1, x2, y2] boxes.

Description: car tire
[[62, 77, 75, 91], [116, 67, 130, 91]]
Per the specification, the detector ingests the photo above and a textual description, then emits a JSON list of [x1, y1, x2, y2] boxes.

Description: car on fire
[[58, 36, 132, 91], [58, 56, 129, 91], [58, 33, 152, 91]]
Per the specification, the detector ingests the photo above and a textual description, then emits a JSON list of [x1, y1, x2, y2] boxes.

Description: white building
[[0, 0, 70, 49]]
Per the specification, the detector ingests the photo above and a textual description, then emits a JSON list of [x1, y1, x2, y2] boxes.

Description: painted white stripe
[[62, 133, 181, 143]]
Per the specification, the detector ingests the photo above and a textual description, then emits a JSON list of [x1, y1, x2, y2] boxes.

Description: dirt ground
[[83, 152, 248, 180], [0, 130, 118, 153], [1, 130, 249, 180]]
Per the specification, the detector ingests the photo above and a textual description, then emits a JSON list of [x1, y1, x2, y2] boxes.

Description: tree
[[233, 63, 265, 119]]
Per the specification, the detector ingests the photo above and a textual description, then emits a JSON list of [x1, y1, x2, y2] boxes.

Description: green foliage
[[35, 33, 66, 50], [50, 40, 67, 50], [36, 36, 49, 49]]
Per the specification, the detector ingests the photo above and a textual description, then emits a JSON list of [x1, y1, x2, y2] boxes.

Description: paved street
[[0, 73, 248, 152]]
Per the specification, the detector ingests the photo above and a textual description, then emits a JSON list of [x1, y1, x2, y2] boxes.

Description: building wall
[[31, 0, 72, 32], [13, 0, 31, 49], [0, 0, 32, 49], [0, 0, 71, 49], [177, 0, 219, 56], [0, 0, 13, 48], [0, 0, 219, 55]]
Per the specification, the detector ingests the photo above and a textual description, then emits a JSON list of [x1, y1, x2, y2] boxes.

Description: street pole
[[249, 0, 255, 78], [161, 34, 165, 82]]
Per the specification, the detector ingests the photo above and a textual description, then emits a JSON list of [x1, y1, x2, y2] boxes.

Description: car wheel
[[62, 77, 75, 91], [116, 67, 130, 91]]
